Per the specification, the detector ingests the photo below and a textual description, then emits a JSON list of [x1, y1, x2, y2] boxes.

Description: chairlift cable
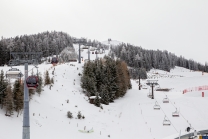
[[154, 98, 178, 133], [162, 92, 192, 127]]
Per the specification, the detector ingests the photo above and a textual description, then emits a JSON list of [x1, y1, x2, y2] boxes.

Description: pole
[[152, 85, 154, 99], [79, 44, 81, 63], [96, 50, 98, 59], [22, 62, 30, 139], [88, 46, 90, 60], [139, 75, 141, 90]]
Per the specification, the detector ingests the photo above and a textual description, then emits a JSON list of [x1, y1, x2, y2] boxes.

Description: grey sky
[[0, 0, 207, 64]]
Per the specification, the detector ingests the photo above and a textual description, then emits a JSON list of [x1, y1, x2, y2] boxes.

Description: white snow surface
[[0, 48, 208, 139]]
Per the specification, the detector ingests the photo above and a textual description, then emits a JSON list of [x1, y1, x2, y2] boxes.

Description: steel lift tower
[[72, 38, 87, 63], [146, 80, 158, 99]]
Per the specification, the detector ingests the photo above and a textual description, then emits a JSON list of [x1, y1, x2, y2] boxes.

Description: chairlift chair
[[163, 95, 169, 103], [172, 108, 179, 117], [163, 116, 171, 126], [153, 101, 160, 110], [26, 76, 38, 90]]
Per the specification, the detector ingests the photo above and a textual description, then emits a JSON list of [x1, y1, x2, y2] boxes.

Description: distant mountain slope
[[102, 40, 122, 46], [110, 44, 208, 73]]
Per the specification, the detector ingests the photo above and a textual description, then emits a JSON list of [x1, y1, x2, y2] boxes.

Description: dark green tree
[[36, 72, 43, 96], [94, 93, 100, 107], [13, 79, 23, 117], [5, 84, 13, 116], [0, 70, 7, 109], [44, 70, 51, 85]]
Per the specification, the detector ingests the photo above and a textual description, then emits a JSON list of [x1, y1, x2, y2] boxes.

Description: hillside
[[0, 47, 208, 139]]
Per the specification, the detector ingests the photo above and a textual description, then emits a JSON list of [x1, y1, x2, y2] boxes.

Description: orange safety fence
[[183, 85, 208, 94]]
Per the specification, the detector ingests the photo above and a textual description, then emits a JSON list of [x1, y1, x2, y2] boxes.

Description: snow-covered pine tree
[[0, 70, 7, 109], [104, 56, 117, 102], [94, 93, 101, 107], [100, 84, 109, 105], [5, 84, 13, 116], [13, 80, 23, 117], [13, 80, 22, 116], [36, 72, 43, 96], [44, 70, 51, 85], [115, 60, 123, 98], [94, 59, 103, 93], [50, 77, 54, 84], [81, 61, 97, 96]]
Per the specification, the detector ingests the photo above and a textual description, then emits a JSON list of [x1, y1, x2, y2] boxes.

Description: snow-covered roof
[[89, 96, 101, 99]]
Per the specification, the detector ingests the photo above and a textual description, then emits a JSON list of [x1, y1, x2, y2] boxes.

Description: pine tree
[[81, 62, 97, 96], [77, 111, 82, 119], [115, 60, 124, 98], [36, 72, 43, 96], [44, 70, 51, 85], [13, 80, 23, 117], [0, 70, 7, 109], [5, 84, 13, 116], [50, 77, 54, 84], [94, 93, 100, 107], [101, 84, 109, 105]]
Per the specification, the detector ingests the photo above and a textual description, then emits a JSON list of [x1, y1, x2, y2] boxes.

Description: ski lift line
[[162, 92, 198, 131], [162, 92, 191, 127], [154, 98, 178, 133], [15, 66, 39, 78]]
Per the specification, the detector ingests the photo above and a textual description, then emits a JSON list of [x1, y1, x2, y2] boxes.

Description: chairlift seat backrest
[[172, 108, 179, 117], [153, 101, 160, 110], [163, 116, 171, 126], [163, 95, 169, 103]]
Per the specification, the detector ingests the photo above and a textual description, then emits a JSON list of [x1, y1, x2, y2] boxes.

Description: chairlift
[[163, 116, 171, 126], [172, 108, 179, 117], [163, 95, 169, 103], [153, 101, 160, 110], [26, 76, 38, 90], [51, 57, 58, 66]]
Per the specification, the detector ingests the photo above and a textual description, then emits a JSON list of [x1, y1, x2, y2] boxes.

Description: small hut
[[89, 96, 101, 104]]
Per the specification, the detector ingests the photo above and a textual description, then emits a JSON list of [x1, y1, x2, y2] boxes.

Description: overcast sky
[[0, 0, 207, 64]]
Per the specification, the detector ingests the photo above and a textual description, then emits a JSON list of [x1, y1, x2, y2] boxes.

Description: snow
[[89, 96, 101, 99], [0, 48, 208, 139]]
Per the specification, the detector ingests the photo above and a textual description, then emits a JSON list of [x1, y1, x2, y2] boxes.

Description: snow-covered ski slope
[[0, 46, 208, 139]]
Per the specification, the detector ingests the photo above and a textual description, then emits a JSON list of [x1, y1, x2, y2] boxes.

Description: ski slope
[[0, 47, 208, 139]]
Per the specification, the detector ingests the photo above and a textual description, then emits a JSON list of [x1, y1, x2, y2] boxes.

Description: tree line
[[81, 56, 131, 106], [0, 31, 107, 66], [0, 31, 73, 66], [110, 43, 208, 72]]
